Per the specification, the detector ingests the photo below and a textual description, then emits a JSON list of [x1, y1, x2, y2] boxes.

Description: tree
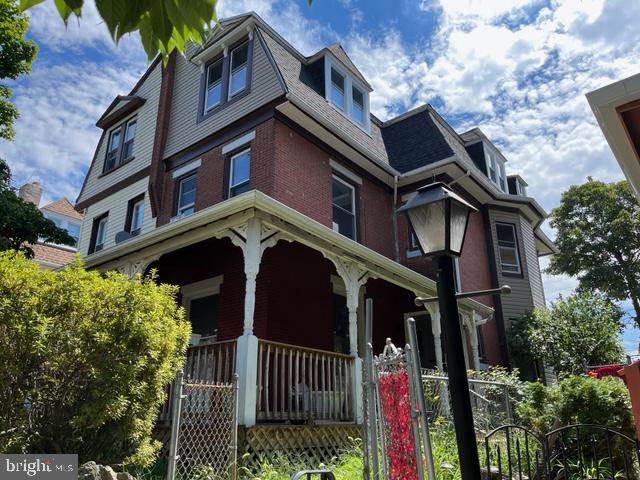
[[0, 0, 37, 140], [548, 179, 640, 327], [0, 158, 75, 257], [510, 292, 625, 377], [20, 0, 312, 63], [0, 251, 190, 466]]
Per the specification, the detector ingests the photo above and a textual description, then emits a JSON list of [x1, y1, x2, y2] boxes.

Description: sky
[[2, 0, 639, 353]]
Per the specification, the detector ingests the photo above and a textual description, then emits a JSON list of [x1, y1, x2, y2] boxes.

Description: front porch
[[89, 191, 493, 427]]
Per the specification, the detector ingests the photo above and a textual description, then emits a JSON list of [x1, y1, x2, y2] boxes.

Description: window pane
[[108, 129, 120, 151], [67, 222, 80, 246], [499, 246, 518, 266], [189, 294, 219, 337], [331, 68, 345, 109], [179, 176, 197, 212], [131, 201, 144, 231], [230, 182, 250, 197], [332, 177, 354, 213], [229, 44, 249, 97], [125, 120, 136, 141], [205, 60, 223, 110], [496, 224, 516, 245], [231, 151, 250, 186], [96, 219, 107, 246], [333, 205, 355, 239]]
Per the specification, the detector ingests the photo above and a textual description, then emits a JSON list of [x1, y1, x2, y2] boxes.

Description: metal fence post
[[230, 373, 239, 480], [504, 384, 512, 423], [166, 369, 185, 480]]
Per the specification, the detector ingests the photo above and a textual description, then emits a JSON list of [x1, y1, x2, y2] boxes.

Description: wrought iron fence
[[485, 424, 640, 480], [166, 370, 239, 480]]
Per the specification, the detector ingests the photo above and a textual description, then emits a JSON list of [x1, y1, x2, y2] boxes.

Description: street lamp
[[398, 181, 481, 480]]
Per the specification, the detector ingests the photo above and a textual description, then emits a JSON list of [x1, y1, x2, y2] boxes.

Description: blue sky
[[2, 0, 640, 354]]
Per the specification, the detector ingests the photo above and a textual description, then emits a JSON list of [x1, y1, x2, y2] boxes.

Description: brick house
[[74, 13, 556, 433]]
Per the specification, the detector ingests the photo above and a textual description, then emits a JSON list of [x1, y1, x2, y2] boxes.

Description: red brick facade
[[154, 116, 502, 367]]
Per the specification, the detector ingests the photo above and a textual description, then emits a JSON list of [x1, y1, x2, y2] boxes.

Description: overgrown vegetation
[[510, 292, 625, 377], [0, 251, 190, 466]]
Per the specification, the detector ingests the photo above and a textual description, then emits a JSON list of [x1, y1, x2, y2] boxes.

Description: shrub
[[0, 251, 190, 466], [516, 375, 634, 437]]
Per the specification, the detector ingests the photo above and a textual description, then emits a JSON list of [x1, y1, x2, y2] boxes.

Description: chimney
[[18, 181, 42, 207]]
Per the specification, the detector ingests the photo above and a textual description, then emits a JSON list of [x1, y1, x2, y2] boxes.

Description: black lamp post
[[398, 181, 481, 480]]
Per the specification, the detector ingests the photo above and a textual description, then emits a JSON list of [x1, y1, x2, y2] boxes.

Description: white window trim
[[95, 217, 108, 251], [331, 174, 357, 241], [453, 256, 462, 293], [229, 148, 251, 197], [496, 222, 522, 274], [172, 159, 201, 179], [222, 131, 255, 154], [228, 41, 249, 99], [122, 118, 137, 159], [176, 174, 197, 217], [485, 146, 507, 193], [329, 159, 362, 185], [324, 55, 371, 134], [130, 199, 144, 233]]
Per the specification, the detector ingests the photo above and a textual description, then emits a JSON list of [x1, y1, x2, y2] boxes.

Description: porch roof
[[85, 190, 493, 315]]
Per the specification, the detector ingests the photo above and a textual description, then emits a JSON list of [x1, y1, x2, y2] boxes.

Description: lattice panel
[[241, 424, 363, 470]]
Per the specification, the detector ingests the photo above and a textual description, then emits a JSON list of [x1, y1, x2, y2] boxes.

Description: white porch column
[[469, 311, 481, 371], [221, 217, 281, 427], [425, 303, 444, 372], [460, 311, 473, 371], [328, 256, 369, 424]]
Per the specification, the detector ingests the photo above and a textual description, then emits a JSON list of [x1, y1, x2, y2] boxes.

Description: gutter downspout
[[392, 174, 400, 261]]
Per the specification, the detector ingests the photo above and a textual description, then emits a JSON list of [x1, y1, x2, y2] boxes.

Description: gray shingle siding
[[381, 111, 454, 173], [163, 29, 286, 159], [77, 63, 162, 204], [261, 29, 390, 165]]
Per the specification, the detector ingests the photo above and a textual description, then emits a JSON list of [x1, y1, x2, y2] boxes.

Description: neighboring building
[[74, 12, 555, 438], [18, 181, 82, 269], [587, 73, 640, 199]]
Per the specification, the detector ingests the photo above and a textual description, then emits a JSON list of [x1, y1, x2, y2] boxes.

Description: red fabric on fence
[[378, 370, 418, 480], [586, 364, 626, 384]]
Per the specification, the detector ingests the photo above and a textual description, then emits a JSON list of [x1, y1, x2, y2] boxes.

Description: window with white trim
[[182, 276, 223, 344], [104, 127, 121, 172], [177, 174, 197, 217], [204, 58, 223, 112], [129, 198, 144, 235], [104, 116, 137, 173], [409, 227, 420, 251], [121, 118, 137, 160], [93, 216, 108, 253], [496, 223, 521, 274], [324, 56, 370, 131], [453, 256, 462, 292], [228, 42, 249, 98], [332, 175, 357, 240], [229, 149, 251, 197], [485, 148, 507, 193], [516, 180, 527, 196]]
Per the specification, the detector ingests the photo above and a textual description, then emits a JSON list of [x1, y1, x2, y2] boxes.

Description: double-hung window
[[487, 151, 497, 183], [105, 127, 121, 172], [409, 227, 420, 251], [496, 223, 521, 274], [177, 174, 197, 217], [104, 117, 137, 173], [332, 175, 357, 240], [229, 42, 249, 98], [229, 149, 250, 197], [330, 68, 346, 110], [90, 214, 108, 253], [121, 119, 137, 160], [205, 59, 223, 112], [351, 85, 365, 124], [127, 196, 144, 236]]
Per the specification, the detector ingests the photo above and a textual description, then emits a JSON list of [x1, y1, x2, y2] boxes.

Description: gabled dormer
[[461, 128, 508, 193], [302, 44, 372, 133], [507, 175, 528, 196]]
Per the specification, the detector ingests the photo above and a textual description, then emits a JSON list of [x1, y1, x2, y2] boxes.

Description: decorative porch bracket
[[116, 254, 161, 279], [216, 216, 284, 427], [324, 254, 370, 424]]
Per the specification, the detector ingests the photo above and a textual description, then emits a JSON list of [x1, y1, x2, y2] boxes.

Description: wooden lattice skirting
[[239, 424, 363, 471]]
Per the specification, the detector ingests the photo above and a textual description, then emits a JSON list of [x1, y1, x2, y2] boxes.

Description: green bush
[[516, 375, 633, 437], [0, 251, 190, 466]]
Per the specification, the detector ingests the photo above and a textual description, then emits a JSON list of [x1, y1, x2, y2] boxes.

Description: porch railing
[[256, 339, 354, 422], [158, 340, 237, 423]]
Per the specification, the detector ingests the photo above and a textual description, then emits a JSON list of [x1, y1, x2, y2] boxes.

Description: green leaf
[[53, 0, 80, 23], [19, 0, 46, 12]]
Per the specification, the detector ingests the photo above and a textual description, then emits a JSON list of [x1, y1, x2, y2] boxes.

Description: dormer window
[[485, 148, 507, 193], [103, 116, 137, 173], [516, 181, 527, 196], [330, 68, 346, 110], [324, 56, 370, 132], [205, 59, 223, 112], [229, 42, 249, 98]]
